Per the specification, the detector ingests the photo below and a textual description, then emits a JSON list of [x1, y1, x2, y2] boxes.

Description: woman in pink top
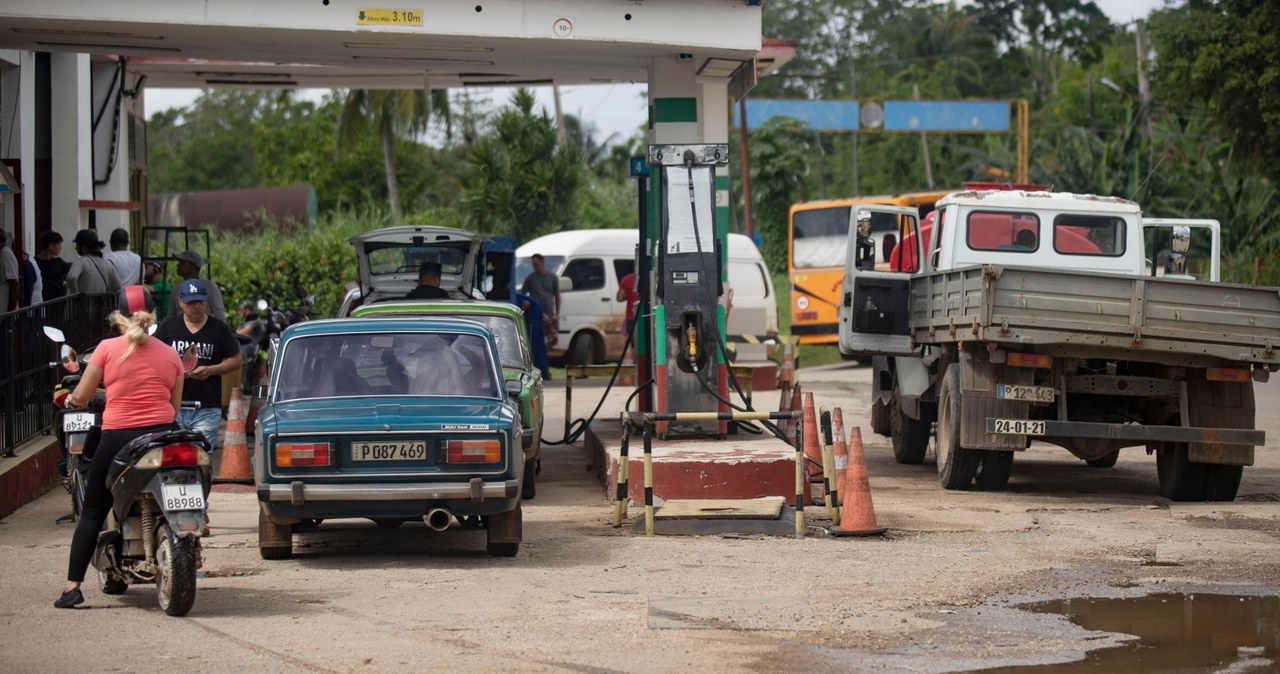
[[55, 286, 185, 609]]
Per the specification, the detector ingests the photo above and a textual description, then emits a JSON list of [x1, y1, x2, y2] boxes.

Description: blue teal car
[[253, 317, 524, 558]]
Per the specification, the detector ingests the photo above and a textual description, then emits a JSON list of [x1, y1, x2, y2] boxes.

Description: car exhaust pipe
[[424, 508, 453, 532]]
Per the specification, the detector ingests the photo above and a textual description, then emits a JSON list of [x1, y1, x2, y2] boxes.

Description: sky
[[143, 0, 1171, 145]]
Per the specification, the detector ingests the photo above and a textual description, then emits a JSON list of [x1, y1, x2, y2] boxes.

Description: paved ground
[[2, 362, 1278, 673]]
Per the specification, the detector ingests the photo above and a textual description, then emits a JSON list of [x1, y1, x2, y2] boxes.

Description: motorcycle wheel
[[155, 523, 198, 616], [98, 567, 127, 595]]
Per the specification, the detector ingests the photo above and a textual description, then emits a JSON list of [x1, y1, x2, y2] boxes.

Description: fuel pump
[[648, 144, 729, 438]]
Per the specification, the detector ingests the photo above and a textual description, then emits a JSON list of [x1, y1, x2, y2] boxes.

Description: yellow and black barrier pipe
[[819, 407, 840, 526], [613, 412, 632, 527]]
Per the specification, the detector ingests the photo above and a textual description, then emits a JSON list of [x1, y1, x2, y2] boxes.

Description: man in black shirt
[[154, 278, 242, 450], [34, 231, 70, 302], [404, 261, 451, 300]]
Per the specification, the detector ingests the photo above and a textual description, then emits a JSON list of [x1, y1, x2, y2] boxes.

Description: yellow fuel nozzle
[[686, 323, 698, 358]]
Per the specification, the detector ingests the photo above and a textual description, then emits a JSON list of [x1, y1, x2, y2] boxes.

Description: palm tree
[[337, 88, 451, 222]]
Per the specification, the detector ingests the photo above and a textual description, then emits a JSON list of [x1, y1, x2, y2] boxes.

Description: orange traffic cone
[[831, 408, 850, 502], [830, 424, 887, 536], [802, 392, 823, 502], [216, 390, 253, 483]]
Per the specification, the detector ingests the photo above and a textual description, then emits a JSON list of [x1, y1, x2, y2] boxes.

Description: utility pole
[[552, 84, 567, 147], [1135, 20, 1153, 157], [849, 60, 859, 196], [914, 83, 935, 189]]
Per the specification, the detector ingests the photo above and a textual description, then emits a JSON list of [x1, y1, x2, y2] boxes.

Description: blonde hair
[[109, 309, 156, 362]]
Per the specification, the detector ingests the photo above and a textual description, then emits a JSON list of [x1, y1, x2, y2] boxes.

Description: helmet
[[117, 285, 156, 315]]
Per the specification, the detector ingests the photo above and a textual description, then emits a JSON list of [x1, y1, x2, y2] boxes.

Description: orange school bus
[[788, 191, 950, 344]]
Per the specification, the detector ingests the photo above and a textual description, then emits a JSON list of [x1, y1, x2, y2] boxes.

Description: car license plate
[[63, 412, 95, 432], [996, 384, 1055, 402], [161, 484, 205, 511], [351, 441, 427, 461], [991, 418, 1046, 436]]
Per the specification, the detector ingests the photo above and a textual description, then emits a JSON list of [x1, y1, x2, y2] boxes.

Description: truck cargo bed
[[911, 265, 1280, 365]]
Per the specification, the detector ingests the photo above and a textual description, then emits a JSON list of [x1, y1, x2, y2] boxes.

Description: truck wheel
[[486, 502, 522, 557], [1086, 451, 1119, 468], [890, 393, 930, 464], [569, 334, 595, 366], [1203, 464, 1243, 501], [974, 451, 1014, 491], [870, 398, 891, 436], [522, 464, 537, 499], [936, 364, 978, 489], [1156, 443, 1208, 501]]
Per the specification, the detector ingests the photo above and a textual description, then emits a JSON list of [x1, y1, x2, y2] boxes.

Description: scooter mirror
[[43, 325, 67, 343], [61, 345, 80, 373], [181, 345, 199, 372]]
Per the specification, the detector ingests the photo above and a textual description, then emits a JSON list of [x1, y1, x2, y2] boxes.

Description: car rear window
[[366, 241, 473, 276], [275, 331, 499, 401]]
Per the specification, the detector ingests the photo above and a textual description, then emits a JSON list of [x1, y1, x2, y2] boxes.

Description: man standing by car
[[169, 250, 226, 323], [154, 279, 241, 450], [521, 253, 560, 349]]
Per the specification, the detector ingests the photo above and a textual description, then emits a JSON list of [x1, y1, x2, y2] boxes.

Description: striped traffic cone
[[829, 424, 886, 536], [216, 391, 253, 483]]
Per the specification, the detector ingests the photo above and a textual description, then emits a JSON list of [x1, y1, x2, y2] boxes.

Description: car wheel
[[258, 506, 294, 560], [486, 502, 522, 557], [522, 466, 537, 499], [569, 334, 595, 366]]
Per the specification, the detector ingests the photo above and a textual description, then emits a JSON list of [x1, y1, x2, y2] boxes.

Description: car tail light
[[445, 439, 502, 464], [1007, 352, 1052, 369], [161, 444, 201, 467], [1206, 367, 1251, 383], [277, 442, 332, 467]]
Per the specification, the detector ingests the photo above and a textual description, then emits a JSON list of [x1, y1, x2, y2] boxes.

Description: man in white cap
[[169, 249, 226, 322]]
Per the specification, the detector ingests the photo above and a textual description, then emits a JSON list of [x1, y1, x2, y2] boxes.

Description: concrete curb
[[0, 435, 61, 520]]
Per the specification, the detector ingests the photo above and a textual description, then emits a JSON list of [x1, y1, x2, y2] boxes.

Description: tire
[[974, 450, 1014, 491], [1203, 464, 1243, 502], [486, 503, 522, 557], [1156, 443, 1208, 501], [890, 391, 930, 465], [870, 398, 891, 436], [259, 508, 294, 560], [155, 523, 198, 617], [98, 567, 127, 595], [569, 334, 595, 367], [522, 465, 537, 500], [1086, 451, 1120, 468], [936, 364, 978, 490]]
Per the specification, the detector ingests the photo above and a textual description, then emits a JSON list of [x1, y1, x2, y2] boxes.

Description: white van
[[516, 230, 777, 365]]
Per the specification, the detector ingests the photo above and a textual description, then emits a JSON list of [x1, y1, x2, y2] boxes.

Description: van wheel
[[569, 335, 595, 366], [890, 392, 929, 465]]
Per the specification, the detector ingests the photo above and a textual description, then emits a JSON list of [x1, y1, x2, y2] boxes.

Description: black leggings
[[66, 423, 178, 583]]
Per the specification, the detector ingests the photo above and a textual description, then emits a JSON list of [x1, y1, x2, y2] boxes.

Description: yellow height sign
[[357, 9, 423, 26]]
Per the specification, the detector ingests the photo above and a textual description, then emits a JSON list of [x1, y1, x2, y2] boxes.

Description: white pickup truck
[[838, 188, 1278, 501]]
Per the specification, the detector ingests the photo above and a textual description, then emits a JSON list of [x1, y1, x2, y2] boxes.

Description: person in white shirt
[[103, 228, 142, 286], [0, 229, 18, 313]]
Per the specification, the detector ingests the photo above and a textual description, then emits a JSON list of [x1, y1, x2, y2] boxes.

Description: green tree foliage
[[749, 118, 819, 273], [1148, 1, 1280, 173], [971, 0, 1114, 98], [464, 89, 584, 240], [147, 91, 272, 193]]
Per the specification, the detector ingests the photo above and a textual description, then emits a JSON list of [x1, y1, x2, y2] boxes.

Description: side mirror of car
[[504, 379, 522, 396], [558, 276, 572, 292]]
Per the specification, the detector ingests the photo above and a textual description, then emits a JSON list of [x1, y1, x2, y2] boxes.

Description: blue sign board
[[629, 157, 650, 177], [737, 99, 860, 132], [883, 101, 1009, 132]]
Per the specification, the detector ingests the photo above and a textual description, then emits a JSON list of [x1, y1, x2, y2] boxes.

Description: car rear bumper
[[257, 479, 520, 505]]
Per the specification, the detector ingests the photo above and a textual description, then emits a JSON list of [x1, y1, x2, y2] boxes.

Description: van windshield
[[514, 256, 566, 286]]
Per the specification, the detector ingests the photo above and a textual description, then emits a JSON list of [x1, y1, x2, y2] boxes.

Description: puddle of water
[[985, 594, 1279, 673]]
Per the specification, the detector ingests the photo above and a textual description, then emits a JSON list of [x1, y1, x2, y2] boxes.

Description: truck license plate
[[996, 384, 1055, 402], [992, 418, 1046, 436], [161, 484, 205, 511], [63, 412, 95, 432], [351, 441, 427, 461]]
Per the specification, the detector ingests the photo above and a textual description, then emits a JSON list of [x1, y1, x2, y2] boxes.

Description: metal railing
[[1, 294, 116, 456]]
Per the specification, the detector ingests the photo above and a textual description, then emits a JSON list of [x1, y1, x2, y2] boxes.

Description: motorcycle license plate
[[63, 412, 95, 432], [161, 484, 205, 511]]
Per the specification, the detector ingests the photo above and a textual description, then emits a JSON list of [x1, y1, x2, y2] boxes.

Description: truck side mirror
[[1171, 226, 1191, 254]]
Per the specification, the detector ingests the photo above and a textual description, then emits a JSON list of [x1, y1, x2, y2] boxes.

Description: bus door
[[838, 204, 922, 357]]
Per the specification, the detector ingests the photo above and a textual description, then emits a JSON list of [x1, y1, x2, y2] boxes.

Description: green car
[[353, 300, 544, 498]]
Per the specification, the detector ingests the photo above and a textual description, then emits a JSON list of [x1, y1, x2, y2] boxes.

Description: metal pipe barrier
[[564, 364, 756, 438], [613, 409, 804, 538], [1, 294, 117, 455]]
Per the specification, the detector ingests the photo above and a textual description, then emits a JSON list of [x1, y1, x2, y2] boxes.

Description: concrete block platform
[[0, 436, 61, 520], [585, 418, 798, 503]]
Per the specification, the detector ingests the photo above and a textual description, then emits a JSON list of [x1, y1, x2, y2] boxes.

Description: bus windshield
[[792, 206, 850, 269]]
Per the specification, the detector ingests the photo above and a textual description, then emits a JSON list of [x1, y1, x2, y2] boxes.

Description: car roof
[[347, 225, 483, 246], [516, 229, 637, 256], [352, 299, 523, 321], [281, 316, 495, 340]]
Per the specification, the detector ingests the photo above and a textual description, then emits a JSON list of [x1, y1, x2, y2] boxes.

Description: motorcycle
[[44, 327, 100, 521], [238, 286, 313, 393], [45, 326, 212, 616]]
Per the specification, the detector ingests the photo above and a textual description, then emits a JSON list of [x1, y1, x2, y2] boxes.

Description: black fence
[[1, 294, 117, 456]]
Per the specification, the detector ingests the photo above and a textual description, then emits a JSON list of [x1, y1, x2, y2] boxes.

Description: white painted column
[[90, 59, 131, 231], [51, 52, 92, 239], [0, 50, 37, 253], [647, 57, 699, 144]]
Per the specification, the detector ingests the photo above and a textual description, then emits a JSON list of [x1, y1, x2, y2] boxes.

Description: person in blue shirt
[[515, 291, 550, 380]]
